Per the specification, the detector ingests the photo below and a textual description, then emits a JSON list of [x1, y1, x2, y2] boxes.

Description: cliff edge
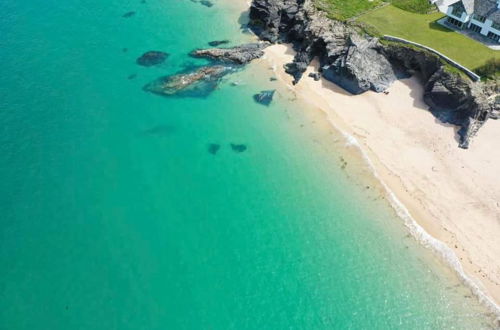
[[249, 0, 499, 148]]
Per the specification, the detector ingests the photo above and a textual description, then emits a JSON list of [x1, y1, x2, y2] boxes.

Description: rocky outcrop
[[136, 51, 169, 67], [190, 43, 269, 64], [143, 65, 234, 97], [253, 90, 276, 106], [249, 0, 498, 148]]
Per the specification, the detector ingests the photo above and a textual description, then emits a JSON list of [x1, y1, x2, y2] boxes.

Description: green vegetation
[[313, 0, 434, 21], [357, 5, 499, 70], [475, 58, 500, 80], [391, 0, 434, 14], [380, 39, 468, 78], [314, 0, 385, 21]]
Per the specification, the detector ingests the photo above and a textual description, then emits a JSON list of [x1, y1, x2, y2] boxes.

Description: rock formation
[[253, 90, 276, 106], [208, 40, 230, 47], [136, 51, 169, 67], [143, 65, 234, 97], [249, 0, 498, 148], [190, 43, 269, 64]]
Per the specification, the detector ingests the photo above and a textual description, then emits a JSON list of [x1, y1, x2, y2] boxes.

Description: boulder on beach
[[136, 51, 169, 67]]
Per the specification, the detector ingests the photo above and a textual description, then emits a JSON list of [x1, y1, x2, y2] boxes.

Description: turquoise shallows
[[0, 0, 495, 328]]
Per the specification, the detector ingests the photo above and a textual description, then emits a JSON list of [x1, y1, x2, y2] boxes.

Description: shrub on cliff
[[475, 58, 500, 80]]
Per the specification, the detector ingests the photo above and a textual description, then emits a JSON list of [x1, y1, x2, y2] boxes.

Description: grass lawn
[[314, 0, 385, 21], [357, 5, 499, 71], [314, 0, 433, 21]]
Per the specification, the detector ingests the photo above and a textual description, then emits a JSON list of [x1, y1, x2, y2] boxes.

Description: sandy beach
[[259, 44, 500, 312]]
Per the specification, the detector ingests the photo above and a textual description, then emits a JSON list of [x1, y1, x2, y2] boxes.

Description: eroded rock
[[190, 43, 269, 64], [143, 65, 234, 97]]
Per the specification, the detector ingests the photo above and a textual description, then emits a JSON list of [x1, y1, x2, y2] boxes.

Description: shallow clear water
[[0, 0, 496, 328]]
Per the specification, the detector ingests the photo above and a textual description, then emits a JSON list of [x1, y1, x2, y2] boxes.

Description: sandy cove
[[259, 44, 500, 312]]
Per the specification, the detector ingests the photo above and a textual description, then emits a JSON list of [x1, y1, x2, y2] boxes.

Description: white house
[[432, 0, 500, 43]]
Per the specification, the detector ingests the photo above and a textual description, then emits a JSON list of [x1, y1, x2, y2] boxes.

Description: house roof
[[449, 0, 500, 24], [462, 0, 476, 14], [474, 0, 500, 24]]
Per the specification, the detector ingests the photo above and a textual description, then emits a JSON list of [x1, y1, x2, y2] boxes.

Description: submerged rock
[[253, 90, 275, 106], [200, 0, 214, 7], [208, 143, 221, 155], [127, 73, 137, 80], [190, 43, 269, 64], [230, 144, 247, 153], [122, 11, 136, 18], [136, 51, 169, 67], [191, 0, 214, 7], [208, 40, 230, 47], [143, 65, 234, 97]]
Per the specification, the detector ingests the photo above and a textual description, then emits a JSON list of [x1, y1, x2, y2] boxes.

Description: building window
[[469, 23, 482, 33], [451, 4, 464, 17], [447, 17, 463, 28], [473, 14, 486, 23], [492, 22, 500, 31], [487, 31, 500, 42]]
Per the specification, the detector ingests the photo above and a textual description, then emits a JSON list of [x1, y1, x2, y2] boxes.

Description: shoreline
[[222, 0, 500, 319], [259, 44, 500, 317]]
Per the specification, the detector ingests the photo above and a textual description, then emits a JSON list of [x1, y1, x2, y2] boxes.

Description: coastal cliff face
[[249, 0, 498, 148]]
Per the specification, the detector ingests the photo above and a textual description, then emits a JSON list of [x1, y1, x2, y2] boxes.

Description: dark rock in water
[[127, 73, 137, 80], [143, 65, 234, 98], [141, 0, 146, 3], [208, 40, 230, 47], [230, 144, 247, 153], [308, 72, 321, 81], [136, 51, 169, 67], [208, 143, 221, 155], [200, 0, 214, 7], [253, 90, 275, 106], [122, 11, 136, 18], [190, 43, 269, 65], [122, 48, 128, 53]]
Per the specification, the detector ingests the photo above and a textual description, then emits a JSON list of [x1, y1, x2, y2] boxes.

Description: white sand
[[260, 44, 500, 310]]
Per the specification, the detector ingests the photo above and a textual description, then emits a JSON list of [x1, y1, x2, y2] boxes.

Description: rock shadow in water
[[122, 11, 136, 18], [136, 51, 169, 67], [140, 125, 176, 137], [230, 144, 247, 153], [190, 0, 214, 8], [208, 40, 230, 47], [208, 143, 221, 155]]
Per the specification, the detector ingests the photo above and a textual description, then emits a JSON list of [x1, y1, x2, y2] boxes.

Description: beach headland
[[234, 0, 500, 318]]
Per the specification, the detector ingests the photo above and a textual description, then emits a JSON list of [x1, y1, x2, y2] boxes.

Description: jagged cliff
[[249, 0, 499, 148]]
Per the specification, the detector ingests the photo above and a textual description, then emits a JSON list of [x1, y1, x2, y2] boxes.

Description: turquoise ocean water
[[0, 0, 496, 328]]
